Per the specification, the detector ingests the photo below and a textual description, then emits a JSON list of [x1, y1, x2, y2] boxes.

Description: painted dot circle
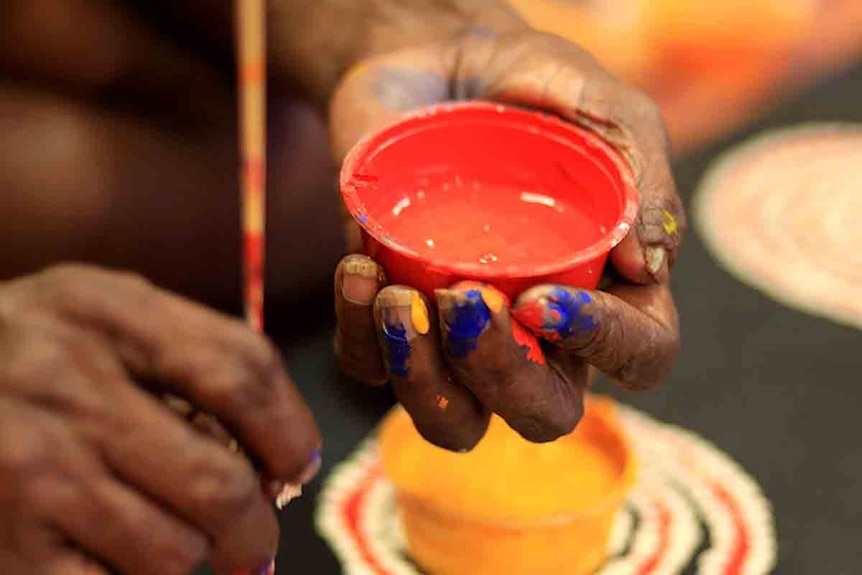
[[693, 124, 862, 330]]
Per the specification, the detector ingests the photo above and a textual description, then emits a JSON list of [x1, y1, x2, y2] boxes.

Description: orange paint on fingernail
[[411, 292, 430, 335], [436, 394, 450, 410], [479, 287, 507, 313]]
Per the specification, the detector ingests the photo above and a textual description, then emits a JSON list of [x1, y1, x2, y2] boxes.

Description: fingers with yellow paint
[[375, 286, 489, 451]]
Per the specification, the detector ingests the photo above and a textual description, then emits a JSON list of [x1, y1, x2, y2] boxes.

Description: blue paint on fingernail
[[382, 321, 411, 376], [546, 288, 597, 337], [443, 289, 491, 357], [358, 214, 369, 224]]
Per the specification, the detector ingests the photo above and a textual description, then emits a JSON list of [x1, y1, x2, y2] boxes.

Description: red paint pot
[[341, 102, 637, 299]]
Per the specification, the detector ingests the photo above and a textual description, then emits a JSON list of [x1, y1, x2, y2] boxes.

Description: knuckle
[[241, 334, 283, 386], [641, 331, 680, 390], [0, 433, 43, 479], [35, 264, 105, 298], [0, 424, 52, 493], [207, 329, 283, 411], [38, 263, 100, 283], [205, 361, 272, 415], [191, 455, 257, 524], [155, 532, 208, 575], [32, 264, 105, 311], [111, 269, 155, 293], [36, 264, 154, 310]]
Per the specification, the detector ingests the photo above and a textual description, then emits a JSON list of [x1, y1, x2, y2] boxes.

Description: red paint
[[711, 482, 751, 575], [635, 500, 671, 575], [341, 102, 638, 299], [342, 463, 393, 575], [243, 158, 265, 192], [240, 60, 265, 85], [377, 184, 603, 268], [511, 300, 553, 338], [511, 320, 546, 365], [244, 232, 264, 331]]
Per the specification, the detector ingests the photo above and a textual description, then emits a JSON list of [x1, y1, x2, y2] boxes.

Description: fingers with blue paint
[[436, 282, 585, 443], [376, 286, 428, 376], [511, 286, 599, 342], [513, 284, 679, 391], [436, 287, 494, 358], [375, 286, 489, 451]]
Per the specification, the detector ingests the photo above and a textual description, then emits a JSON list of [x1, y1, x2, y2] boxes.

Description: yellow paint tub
[[379, 395, 636, 575]]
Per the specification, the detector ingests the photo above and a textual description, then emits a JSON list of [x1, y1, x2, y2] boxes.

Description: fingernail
[[638, 205, 680, 245], [513, 287, 597, 340], [645, 246, 666, 275], [275, 484, 302, 510], [341, 256, 384, 304], [451, 281, 508, 313], [378, 287, 427, 376], [296, 450, 322, 484], [272, 450, 322, 510], [436, 288, 491, 357]]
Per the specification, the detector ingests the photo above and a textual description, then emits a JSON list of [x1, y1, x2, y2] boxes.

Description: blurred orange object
[[506, 0, 656, 84], [379, 395, 636, 575], [643, 0, 816, 61]]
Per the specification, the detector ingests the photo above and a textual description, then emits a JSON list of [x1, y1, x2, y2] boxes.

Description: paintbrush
[[236, 0, 266, 333]]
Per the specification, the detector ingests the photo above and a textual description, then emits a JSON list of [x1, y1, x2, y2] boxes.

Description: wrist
[[267, 0, 526, 107]]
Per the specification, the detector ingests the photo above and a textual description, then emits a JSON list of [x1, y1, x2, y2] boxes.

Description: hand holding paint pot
[[331, 26, 684, 452]]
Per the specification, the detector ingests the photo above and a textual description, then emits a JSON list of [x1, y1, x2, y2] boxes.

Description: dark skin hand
[[0, 1, 684, 572], [1, 3, 337, 573], [0, 265, 320, 574], [325, 2, 687, 451]]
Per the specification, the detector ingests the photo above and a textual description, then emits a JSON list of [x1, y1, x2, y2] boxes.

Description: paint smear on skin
[[436, 395, 450, 411], [661, 209, 678, 236], [511, 321, 546, 365], [370, 68, 449, 113], [382, 322, 411, 376], [411, 293, 430, 335], [443, 289, 491, 357]]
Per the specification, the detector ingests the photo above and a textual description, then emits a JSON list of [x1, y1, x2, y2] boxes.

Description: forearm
[[267, 0, 526, 107]]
